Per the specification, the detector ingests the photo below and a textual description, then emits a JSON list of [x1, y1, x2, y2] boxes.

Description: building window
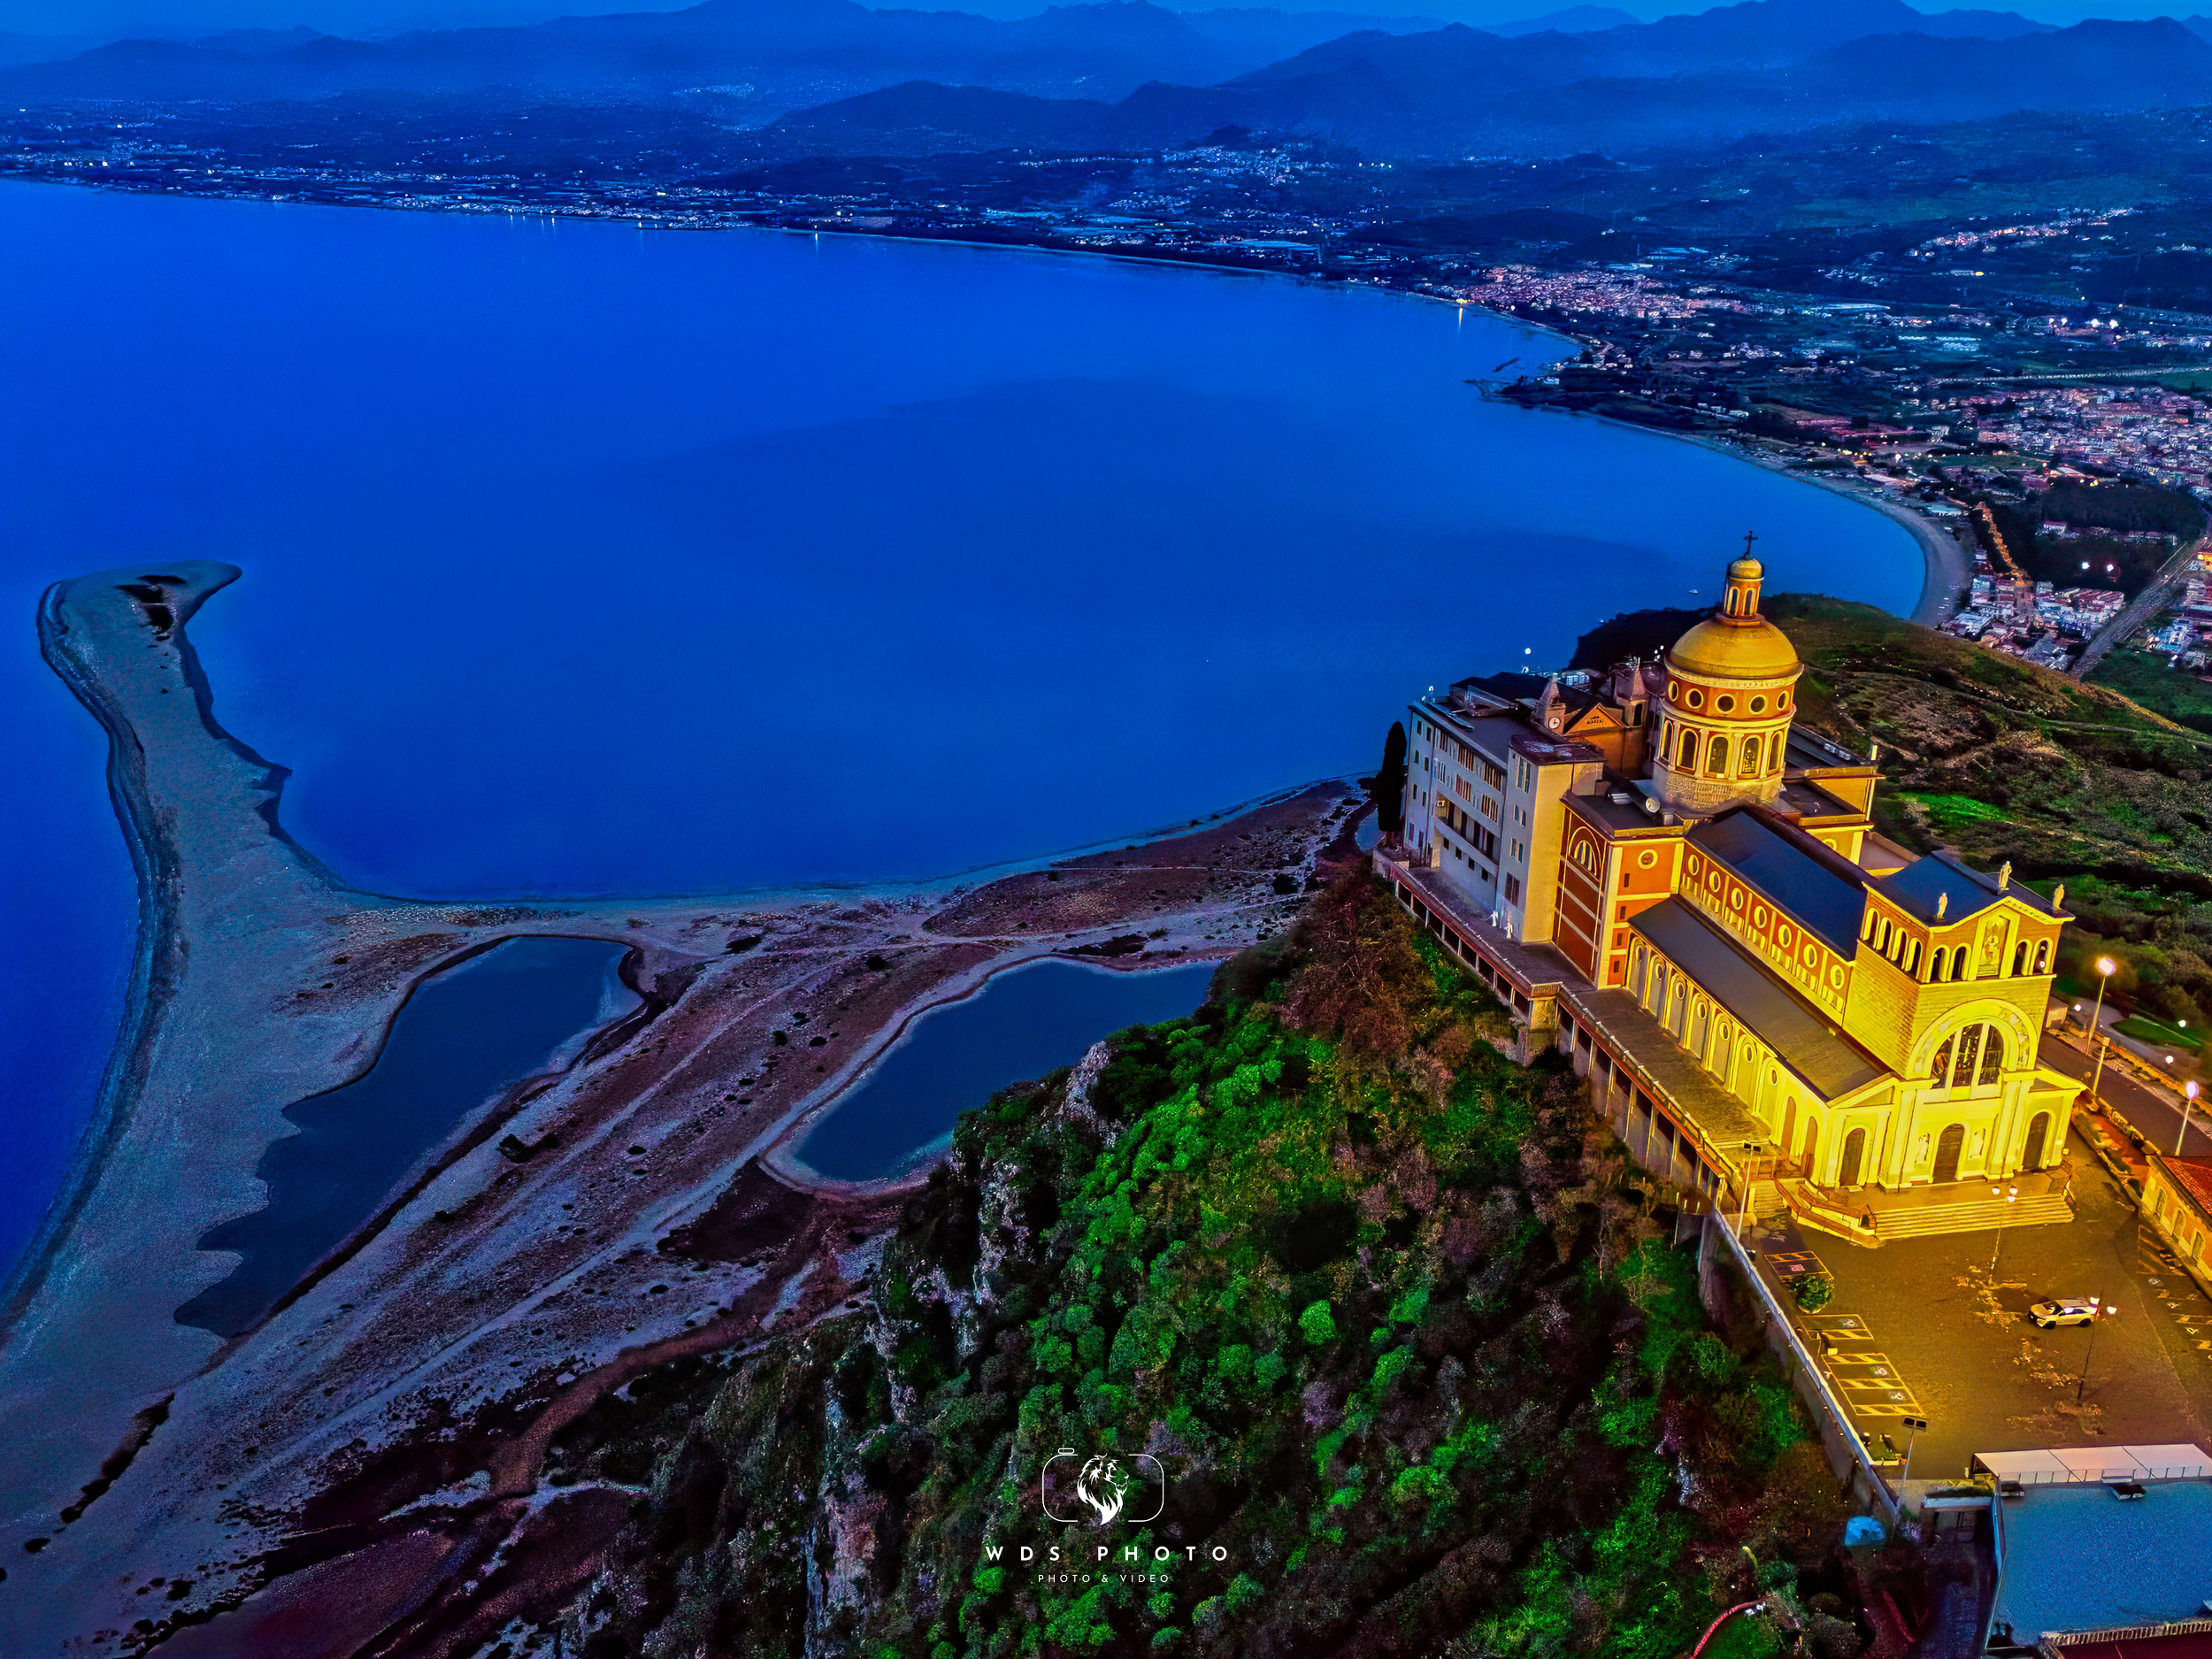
[[1504, 874, 1521, 904], [1750, 695, 1767, 714], [1978, 1027, 2005, 1084], [1717, 695, 1735, 712], [1709, 735, 1730, 775], [1679, 729, 1701, 769], [2013, 941, 2028, 976], [2034, 939, 2049, 974]]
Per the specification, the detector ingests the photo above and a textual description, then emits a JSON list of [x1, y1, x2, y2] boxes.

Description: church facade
[[1393, 552, 2082, 1199]]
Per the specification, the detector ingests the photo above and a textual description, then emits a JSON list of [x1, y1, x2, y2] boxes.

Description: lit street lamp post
[[1900, 1416, 1927, 1486], [2087, 955, 2117, 1114], [1989, 1186, 2018, 1274], [1734, 1141, 1764, 1237], [2076, 1296, 2104, 1406], [2180, 1081, 2203, 1159]]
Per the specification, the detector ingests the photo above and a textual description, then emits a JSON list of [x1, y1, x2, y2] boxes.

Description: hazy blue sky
[[0, 0, 2184, 45]]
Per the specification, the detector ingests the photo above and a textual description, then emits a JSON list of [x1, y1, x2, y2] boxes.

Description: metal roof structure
[[1631, 897, 1884, 1100]]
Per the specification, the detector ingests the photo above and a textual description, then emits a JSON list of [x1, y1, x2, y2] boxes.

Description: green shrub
[[1299, 1299, 1338, 1346]]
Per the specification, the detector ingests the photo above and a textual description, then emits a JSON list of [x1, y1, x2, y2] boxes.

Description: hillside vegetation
[[541, 875, 1886, 1658]]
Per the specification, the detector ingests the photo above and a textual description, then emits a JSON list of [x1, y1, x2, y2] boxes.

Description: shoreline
[[0, 559, 1359, 1652], [762, 947, 1233, 1197], [1531, 404, 1970, 628]]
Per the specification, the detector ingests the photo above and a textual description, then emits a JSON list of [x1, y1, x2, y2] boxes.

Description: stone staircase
[[1746, 1179, 1790, 1225], [1773, 1179, 2074, 1243], [1868, 1190, 2073, 1241]]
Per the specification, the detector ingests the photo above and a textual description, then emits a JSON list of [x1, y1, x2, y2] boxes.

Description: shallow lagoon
[[174, 935, 635, 1336], [797, 958, 1217, 1181], [0, 182, 1920, 1271]]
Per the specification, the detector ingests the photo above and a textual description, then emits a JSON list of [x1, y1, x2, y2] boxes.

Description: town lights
[[2180, 1081, 2202, 1158]]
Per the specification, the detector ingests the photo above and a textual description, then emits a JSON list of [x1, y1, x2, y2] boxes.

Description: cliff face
[[543, 872, 1871, 1659]]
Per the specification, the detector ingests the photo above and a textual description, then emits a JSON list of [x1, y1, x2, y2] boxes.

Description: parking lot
[[1749, 1128, 2212, 1481]]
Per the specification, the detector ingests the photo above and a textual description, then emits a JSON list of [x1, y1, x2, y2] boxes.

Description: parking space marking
[[2132, 1225, 2212, 1366], [1801, 1307, 1927, 1420], [1769, 1250, 1831, 1282]]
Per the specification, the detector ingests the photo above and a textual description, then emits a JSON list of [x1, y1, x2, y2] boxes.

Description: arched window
[[1863, 910, 1877, 942], [1740, 742, 1759, 777], [1709, 735, 1730, 776], [2033, 939, 2050, 974], [1768, 733, 1783, 772], [1931, 1034, 1955, 1087], [1978, 1026, 2005, 1085], [1876, 918, 1891, 952], [1631, 947, 1647, 1002], [1679, 729, 1701, 770], [1725, 590, 1740, 616], [1907, 940, 1921, 974], [2013, 941, 2029, 977], [1952, 946, 1971, 982]]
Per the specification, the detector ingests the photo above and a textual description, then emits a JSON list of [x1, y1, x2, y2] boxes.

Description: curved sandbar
[[0, 563, 1356, 1655]]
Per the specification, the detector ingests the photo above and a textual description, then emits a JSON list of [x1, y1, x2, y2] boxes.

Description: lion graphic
[[1072, 1455, 1133, 1527]]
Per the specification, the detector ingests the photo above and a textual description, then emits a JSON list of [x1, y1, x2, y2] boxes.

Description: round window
[[1830, 965, 1846, 988], [1778, 690, 1790, 709], [1754, 905, 1769, 927], [1750, 695, 1767, 714], [1778, 925, 1793, 948], [1717, 695, 1734, 713], [1803, 944, 1818, 966], [1638, 850, 1657, 869], [1709, 871, 1724, 893], [1686, 855, 1700, 878], [1730, 887, 1745, 910], [1687, 689, 1705, 710]]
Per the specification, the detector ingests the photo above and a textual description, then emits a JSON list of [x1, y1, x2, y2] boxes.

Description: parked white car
[[2029, 1298, 2100, 1328]]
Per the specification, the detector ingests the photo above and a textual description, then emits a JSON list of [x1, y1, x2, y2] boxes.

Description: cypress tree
[[1375, 720, 1409, 837]]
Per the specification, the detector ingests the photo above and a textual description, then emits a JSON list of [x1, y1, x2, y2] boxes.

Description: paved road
[[2071, 532, 2205, 680], [2042, 1028, 2212, 1161], [1766, 1131, 2212, 1479]]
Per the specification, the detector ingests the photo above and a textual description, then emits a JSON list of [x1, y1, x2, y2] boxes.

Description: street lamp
[[2088, 956, 2118, 1113], [2076, 1296, 2104, 1406], [1895, 1416, 1929, 1485], [1989, 1186, 2018, 1273], [1735, 1141, 1764, 1236], [2180, 1080, 2202, 1158]]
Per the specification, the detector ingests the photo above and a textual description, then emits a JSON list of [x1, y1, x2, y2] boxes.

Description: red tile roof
[[2156, 1154, 2212, 1220]]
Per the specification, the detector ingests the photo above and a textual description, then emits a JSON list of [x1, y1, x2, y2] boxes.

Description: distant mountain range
[[772, 2, 2211, 155], [0, 0, 1452, 107], [0, 0, 2199, 158]]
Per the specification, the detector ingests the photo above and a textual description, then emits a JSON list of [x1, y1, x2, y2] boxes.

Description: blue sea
[[0, 180, 1922, 1275]]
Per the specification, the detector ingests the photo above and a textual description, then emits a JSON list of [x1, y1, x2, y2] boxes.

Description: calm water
[[176, 936, 634, 1336], [0, 181, 1921, 1274], [798, 958, 1217, 1180]]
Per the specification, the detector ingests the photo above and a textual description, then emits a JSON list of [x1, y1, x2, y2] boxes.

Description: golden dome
[[1667, 615, 1801, 681], [1667, 551, 1801, 681]]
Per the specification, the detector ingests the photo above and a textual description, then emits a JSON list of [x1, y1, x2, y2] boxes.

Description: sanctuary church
[[1385, 549, 2083, 1217]]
